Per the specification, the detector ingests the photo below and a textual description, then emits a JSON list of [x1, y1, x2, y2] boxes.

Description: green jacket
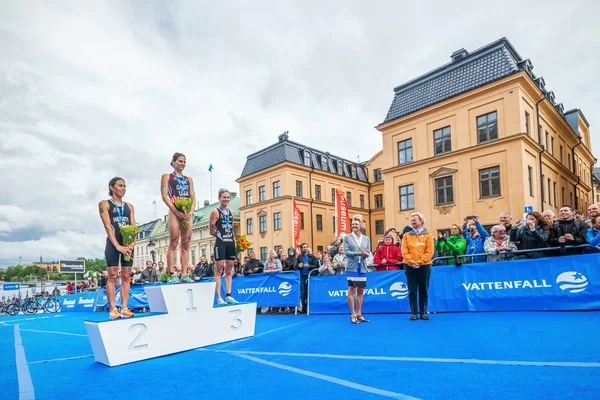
[[435, 235, 467, 265]]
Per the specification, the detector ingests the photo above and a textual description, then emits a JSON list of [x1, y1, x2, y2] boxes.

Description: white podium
[[84, 281, 257, 366]]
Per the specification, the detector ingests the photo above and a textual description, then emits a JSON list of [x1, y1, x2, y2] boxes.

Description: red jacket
[[373, 244, 402, 271]]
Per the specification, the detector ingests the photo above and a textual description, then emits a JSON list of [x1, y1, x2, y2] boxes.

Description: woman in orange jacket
[[401, 212, 435, 320], [373, 234, 402, 271]]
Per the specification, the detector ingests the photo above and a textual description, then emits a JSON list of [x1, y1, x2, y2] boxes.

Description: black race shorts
[[214, 243, 236, 261], [105, 238, 133, 267]]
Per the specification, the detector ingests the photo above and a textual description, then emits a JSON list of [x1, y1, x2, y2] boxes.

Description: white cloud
[[0, 0, 598, 267]]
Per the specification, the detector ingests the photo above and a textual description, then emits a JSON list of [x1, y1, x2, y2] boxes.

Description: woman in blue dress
[[343, 214, 372, 324]]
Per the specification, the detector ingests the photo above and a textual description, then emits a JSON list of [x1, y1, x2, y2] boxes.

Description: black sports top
[[168, 173, 190, 202], [215, 208, 234, 245], [108, 199, 131, 245]]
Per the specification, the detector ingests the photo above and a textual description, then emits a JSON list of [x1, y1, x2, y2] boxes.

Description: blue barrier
[[308, 253, 600, 314], [57, 292, 97, 312], [219, 272, 300, 307], [93, 272, 301, 310]]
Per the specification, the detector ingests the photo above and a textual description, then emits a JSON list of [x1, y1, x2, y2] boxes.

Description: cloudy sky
[[0, 0, 598, 267]]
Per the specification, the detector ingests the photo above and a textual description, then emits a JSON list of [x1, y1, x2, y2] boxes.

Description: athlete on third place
[[161, 152, 196, 283], [210, 189, 238, 305], [98, 177, 136, 319]]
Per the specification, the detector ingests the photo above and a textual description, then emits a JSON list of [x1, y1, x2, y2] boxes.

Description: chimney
[[204, 200, 210, 207], [278, 131, 289, 142], [451, 48, 469, 62], [164, 214, 168, 222]]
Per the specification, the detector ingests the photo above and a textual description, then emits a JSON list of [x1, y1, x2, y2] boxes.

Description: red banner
[[335, 189, 350, 235], [292, 199, 301, 251]]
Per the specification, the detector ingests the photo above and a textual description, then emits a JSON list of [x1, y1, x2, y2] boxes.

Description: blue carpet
[[1, 311, 599, 399]]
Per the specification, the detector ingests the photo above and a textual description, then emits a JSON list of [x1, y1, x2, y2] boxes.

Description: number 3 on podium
[[229, 309, 242, 330]]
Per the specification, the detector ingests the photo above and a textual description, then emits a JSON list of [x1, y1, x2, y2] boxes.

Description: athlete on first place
[[161, 152, 196, 283], [210, 189, 238, 305], [98, 177, 136, 319]]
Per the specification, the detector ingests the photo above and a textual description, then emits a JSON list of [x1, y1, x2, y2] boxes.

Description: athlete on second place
[[98, 177, 136, 319], [160, 152, 196, 284], [210, 189, 238, 305]]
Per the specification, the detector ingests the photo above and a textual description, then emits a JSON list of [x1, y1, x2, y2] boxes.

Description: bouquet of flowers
[[236, 234, 252, 254], [119, 225, 139, 262], [174, 197, 194, 230]]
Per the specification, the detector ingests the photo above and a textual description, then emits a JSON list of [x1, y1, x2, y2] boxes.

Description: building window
[[317, 246, 324, 253], [435, 176, 454, 205], [300, 212, 304, 230], [259, 215, 267, 233], [296, 180, 303, 197], [360, 194, 365, 209], [273, 212, 281, 230], [375, 220, 384, 235], [331, 188, 336, 203], [479, 167, 501, 198], [273, 181, 280, 198], [551, 137, 555, 156], [303, 150, 311, 167], [191, 249, 196, 265], [346, 191, 352, 207], [477, 111, 498, 143], [260, 247, 267, 262], [525, 111, 530, 135], [245, 190, 252, 205], [315, 185, 321, 201], [246, 218, 253, 234], [201, 248, 206, 257], [321, 155, 328, 172], [545, 131, 549, 150], [316, 214, 323, 231], [398, 139, 413, 165], [570, 192, 573, 205], [247, 248, 254, 256], [373, 168, 382, 182], [553, 182, 557, 207], [547, 178, 552, 205], [274, 245, 282, 254], [333, 216, 336, 231], [371, 194, 382, 209], [568, 153, 571, 172], [399, 184, 414, 210], [434, 126, 452, 155], [259, 185, 265, 202], [337, 160, 343, 175], [351, 165, 357, 179], [562, 187, 565, 205], [527, 166, 533, 197], [560, 146, 563, 163]]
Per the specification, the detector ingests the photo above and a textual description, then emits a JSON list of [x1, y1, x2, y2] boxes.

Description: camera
[[465, 215, 474, 220]]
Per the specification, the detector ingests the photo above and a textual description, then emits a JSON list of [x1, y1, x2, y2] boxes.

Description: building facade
[[134, 195, 241, 268], [238, 38, 595, 247], [236, 132, 370, 258]]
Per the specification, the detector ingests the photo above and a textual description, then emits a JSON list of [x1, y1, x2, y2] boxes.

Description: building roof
[[593, 167, 600, 188], [383, 38, 523, 124], [151, 195, 241, 236], [137, 219, 159, 240], [239, 132, 368, 182]]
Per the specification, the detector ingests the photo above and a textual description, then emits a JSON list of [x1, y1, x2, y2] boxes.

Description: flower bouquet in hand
[[236, 234, 252, 254], [174, 197, 194, 230], [119, 225, 139, 261]]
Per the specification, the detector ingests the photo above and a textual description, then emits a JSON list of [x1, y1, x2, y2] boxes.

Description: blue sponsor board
[[219, 272, 300, 307], [2, 283, 21, 291], [58, 292, 97, 312], [308, 254, 600, 314], [95, 284, 154, 309]]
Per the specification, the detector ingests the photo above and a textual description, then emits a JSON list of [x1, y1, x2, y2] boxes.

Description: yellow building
[[593, 168, 600, 206], [375, 38, 594, 234], [237, 38, 595, 249], [237, 132, 371, 259]]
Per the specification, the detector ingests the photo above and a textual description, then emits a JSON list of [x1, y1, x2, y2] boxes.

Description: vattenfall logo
[[556, 271, 588, 293], [327, 282, 406, 298], [278, 282, 292, 296], [461, 271, 588, 294], [389, 282, 409, 299]]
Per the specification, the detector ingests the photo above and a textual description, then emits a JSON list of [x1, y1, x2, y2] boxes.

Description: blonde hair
[[352, 214, 366, 229], [410, 212, 426, 225]]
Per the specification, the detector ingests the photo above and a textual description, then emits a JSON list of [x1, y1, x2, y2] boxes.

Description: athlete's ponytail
[[171, 152, 186, 167], [108, 177, 124, 197]]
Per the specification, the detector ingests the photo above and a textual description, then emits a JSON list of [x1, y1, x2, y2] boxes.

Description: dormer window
[[321, 155, 328, 172], [336, 160, 343, 176], [303, 150, 311, 167], [350, 165, 357, 179]]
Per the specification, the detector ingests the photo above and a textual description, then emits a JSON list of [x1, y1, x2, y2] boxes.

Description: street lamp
[[148, 239, 156, 263]]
